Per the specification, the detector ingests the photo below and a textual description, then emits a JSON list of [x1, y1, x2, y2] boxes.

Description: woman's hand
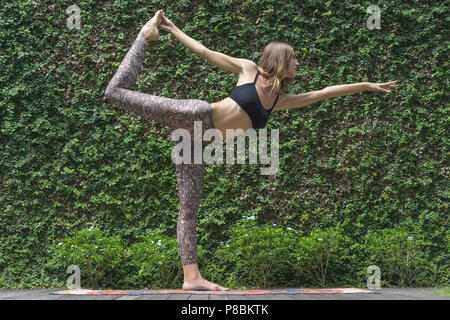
[[159, 11, 178, 33], [366, 80, 400, 93]]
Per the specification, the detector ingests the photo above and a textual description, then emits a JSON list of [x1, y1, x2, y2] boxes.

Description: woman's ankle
[[182, 263, 202, 281]]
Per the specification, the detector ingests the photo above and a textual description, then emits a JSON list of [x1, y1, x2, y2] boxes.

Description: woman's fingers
[[378, 80, 400, 92], [368, 80, 400, 93], [377, 85, 390, 93], [384, 80, 399, 87], [159, 17, 169, 29], [159, 14, 176, 32]]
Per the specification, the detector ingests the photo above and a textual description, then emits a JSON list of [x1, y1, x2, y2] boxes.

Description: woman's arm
[[322, 82, 369, 99], [160, 13, 248, 74], [159, 13, 204, 55], [170, 27, 207, 57], [324, 80, 399, 97], [274, 83, 368, 112], [274, 80, 399, 111]]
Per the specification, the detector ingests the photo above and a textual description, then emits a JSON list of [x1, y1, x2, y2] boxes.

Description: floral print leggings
[[105, 31, 216, 265]]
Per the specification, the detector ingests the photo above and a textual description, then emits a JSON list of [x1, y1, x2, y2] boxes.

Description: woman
[[105, 10, 399, 291]]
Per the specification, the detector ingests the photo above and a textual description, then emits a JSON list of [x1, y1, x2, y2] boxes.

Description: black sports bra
[[229, 70, 279, 129]]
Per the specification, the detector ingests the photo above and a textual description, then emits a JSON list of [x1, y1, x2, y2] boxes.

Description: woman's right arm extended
[[161, 14, 250, 74]]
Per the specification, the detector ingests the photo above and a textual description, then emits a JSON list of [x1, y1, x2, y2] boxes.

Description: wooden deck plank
[[167, 293, 192, 300], [187, 294, 210, 300], [210, 294, 230, 300], [136, 294, 170, 300]]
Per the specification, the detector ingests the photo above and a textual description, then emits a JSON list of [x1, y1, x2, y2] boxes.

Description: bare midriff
[[210, 97, 253, 141]]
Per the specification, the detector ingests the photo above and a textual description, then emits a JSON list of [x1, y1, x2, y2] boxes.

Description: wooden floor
[[0, 288, 448, 300]]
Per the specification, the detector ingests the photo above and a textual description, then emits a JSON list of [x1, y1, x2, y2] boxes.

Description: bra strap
[[254, 70, 259, 84], [270, 95, 279, 111]]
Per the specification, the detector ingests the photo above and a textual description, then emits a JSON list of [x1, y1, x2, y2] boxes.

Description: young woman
[[105, 10, 399, 291]]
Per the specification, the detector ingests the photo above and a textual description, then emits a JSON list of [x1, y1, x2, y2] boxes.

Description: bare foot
[[183, 277, 229, 291], [141, 10, 164, 42]]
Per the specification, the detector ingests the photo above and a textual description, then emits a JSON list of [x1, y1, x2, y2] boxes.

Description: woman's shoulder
[[233, 60, 259, 83], [239, 59, 258, 70], [244, 61, 264, 78]]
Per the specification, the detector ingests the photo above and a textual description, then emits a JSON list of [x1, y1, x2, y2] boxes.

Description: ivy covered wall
[[0, 0, 448, 288]]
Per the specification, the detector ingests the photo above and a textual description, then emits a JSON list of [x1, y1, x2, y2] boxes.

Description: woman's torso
[[210, 63, 279, 141]]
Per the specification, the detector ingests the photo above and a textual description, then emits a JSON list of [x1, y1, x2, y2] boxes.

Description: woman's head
[[257, 41, 299, 95]]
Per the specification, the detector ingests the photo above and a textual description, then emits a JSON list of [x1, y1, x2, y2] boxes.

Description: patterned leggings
[[105, 31, 217, 265]]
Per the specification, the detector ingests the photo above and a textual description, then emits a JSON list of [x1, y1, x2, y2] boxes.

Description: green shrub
[[216, 218, 298, 289], [47, 227, 128, 289], [44, 225, 446, 290], [363, 228, 432, 287], [292, 227, 354, 288], [126, 232, 191, 289], [46, 227, 208, 289]]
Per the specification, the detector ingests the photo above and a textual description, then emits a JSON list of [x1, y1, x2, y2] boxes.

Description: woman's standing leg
[[175, 160, 204, 266], [173, 106, 227, 290]]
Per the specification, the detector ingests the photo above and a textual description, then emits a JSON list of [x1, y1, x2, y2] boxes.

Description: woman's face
[[285, 50, 299, 79]]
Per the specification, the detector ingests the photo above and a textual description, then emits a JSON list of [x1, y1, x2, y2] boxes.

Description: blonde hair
[[257, 41, 296, 95]]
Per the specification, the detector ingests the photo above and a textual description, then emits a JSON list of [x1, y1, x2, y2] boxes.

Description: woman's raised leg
[[104, 12, 209, 132]]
